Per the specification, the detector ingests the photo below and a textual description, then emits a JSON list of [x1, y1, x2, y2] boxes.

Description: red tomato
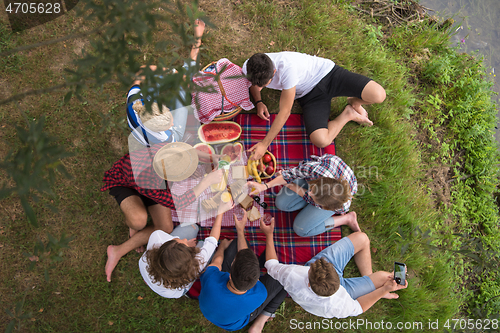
[[263, 154, 272, 163]]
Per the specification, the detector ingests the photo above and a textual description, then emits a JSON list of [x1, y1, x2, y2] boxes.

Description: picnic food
[[221, 191, 231, 203], [259, 151, 276, 179], [247, 159, 261, 183], [248, 206, 261, 222], [231, 165, 247, 180], [238, 194, 254, 210], [201, 191, 223, 212], [193, 143, 215, 163], [221, 142, 243, 163], [210, 169, 228, 192], [198, 121, 242, 144]]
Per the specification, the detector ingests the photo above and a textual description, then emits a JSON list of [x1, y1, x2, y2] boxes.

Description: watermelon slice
[[221, 142, 243, 163], [194, 143, 215, 163], [198, 121, 242, 144]]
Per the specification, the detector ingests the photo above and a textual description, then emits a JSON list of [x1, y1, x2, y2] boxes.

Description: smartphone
[[394, 262, 406, 286]]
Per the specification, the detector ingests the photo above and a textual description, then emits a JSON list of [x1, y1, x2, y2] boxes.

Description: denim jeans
[[275, 179, 336, 237], [169, 87, 190, 142], [170, 223, 199, 240]]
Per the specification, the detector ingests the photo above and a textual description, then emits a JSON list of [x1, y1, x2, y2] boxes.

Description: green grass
[[1, 0, 499, 332]]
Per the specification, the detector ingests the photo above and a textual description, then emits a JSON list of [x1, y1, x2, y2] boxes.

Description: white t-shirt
[[265, 259, 363, 318], [242, 52, 335, 99], [139, 230, 218, 299]]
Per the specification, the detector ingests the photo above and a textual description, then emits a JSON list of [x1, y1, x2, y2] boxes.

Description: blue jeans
[[169, 87, 190, 142], [170, 223, 199, 240], [275, 179, 336, 237], [305, 237, 375, 299]]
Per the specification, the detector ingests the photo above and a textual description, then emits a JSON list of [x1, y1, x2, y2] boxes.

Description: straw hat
[[132, 100, 173, 132], [152, 142, 199, 181]]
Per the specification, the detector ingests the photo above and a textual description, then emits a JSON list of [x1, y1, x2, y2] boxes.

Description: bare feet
[[345, 211, 361, 232], [347, 97, 369, 116], [344, 104, 373, 126], [130, 228, 145, 253], [382, 292, 399, 299], [248, 314, 271, 333], [105, 245, 121, 282]]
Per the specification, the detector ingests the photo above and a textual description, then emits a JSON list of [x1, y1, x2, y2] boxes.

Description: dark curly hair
[[246, 53, 274, 87], [145, 239, 202, 289]]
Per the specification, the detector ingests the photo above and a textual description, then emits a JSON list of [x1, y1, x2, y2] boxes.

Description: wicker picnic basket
[[201, 61, 243, 121]]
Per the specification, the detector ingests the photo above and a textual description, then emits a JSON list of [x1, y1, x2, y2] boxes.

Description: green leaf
[[14, 299, 24, 315], [19, 196, 38, 227], [28, 261, 37, 271], [5, 308, 14, 317], [5, 320, 15, 333], [64, 91, 73, 104]]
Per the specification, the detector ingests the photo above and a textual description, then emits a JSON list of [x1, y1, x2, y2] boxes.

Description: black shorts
[[109, 186, 158, 207], [297, 65, 372, 136]]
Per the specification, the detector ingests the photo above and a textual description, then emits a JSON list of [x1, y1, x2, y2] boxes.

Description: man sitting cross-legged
[[242, 52, 386, 160], [260, 218, 408, 319], [198, 210, 287, 332]]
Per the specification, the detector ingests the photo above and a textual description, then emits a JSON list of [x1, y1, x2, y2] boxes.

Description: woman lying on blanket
[[139, 200, 233, 298], [248, 154, 360, 237]]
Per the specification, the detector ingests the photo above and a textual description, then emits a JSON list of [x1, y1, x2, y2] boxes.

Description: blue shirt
[[199, 266, 267, 331]]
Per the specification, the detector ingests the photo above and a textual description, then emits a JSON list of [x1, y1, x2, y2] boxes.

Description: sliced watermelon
[[221, 142, 243, 163], [198, 121, 242, 144], [194, 143, 215, 163]]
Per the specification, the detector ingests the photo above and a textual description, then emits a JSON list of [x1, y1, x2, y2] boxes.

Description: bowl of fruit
[[247, 151, 277, 182], [258, 151, 276, 179]]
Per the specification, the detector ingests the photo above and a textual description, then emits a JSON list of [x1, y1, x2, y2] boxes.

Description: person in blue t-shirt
[[199, 210, 286, 333], [126, 19, 205, 147]]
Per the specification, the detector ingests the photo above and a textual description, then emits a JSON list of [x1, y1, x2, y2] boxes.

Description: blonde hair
[[133, 100, 173, 132]]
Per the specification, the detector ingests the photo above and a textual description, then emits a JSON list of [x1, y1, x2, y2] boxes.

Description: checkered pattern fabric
[[100, 144, 196, 210], [281, 154, 357, 213], [170, 150, 265, 227], [192, 59, 254, 124], [197, 114, 341, 265]]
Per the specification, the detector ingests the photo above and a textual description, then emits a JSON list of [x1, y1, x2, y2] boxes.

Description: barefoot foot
[[382, 292, 399, 299], [105, 245, 121, 282], [248, 314, 271, 333], [130, 228, 145, 253], [346, 211, 361, 232], [344, 105, 373, 126]]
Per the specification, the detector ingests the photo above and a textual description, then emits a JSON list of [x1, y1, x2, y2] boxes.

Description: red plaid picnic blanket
[[191, 59, 254, 124], [197, 114, 341, 265]]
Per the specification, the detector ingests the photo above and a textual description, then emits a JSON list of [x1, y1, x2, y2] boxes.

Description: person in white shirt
[[242, 52, 386, 159], [259, 218, 408, 319], [138, 200, 233, 299]]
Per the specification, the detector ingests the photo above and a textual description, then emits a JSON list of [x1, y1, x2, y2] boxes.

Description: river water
[[419, 0, 500, 141]]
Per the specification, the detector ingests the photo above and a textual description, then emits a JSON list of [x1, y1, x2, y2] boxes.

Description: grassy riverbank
[[1, 0, 498, 331]]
